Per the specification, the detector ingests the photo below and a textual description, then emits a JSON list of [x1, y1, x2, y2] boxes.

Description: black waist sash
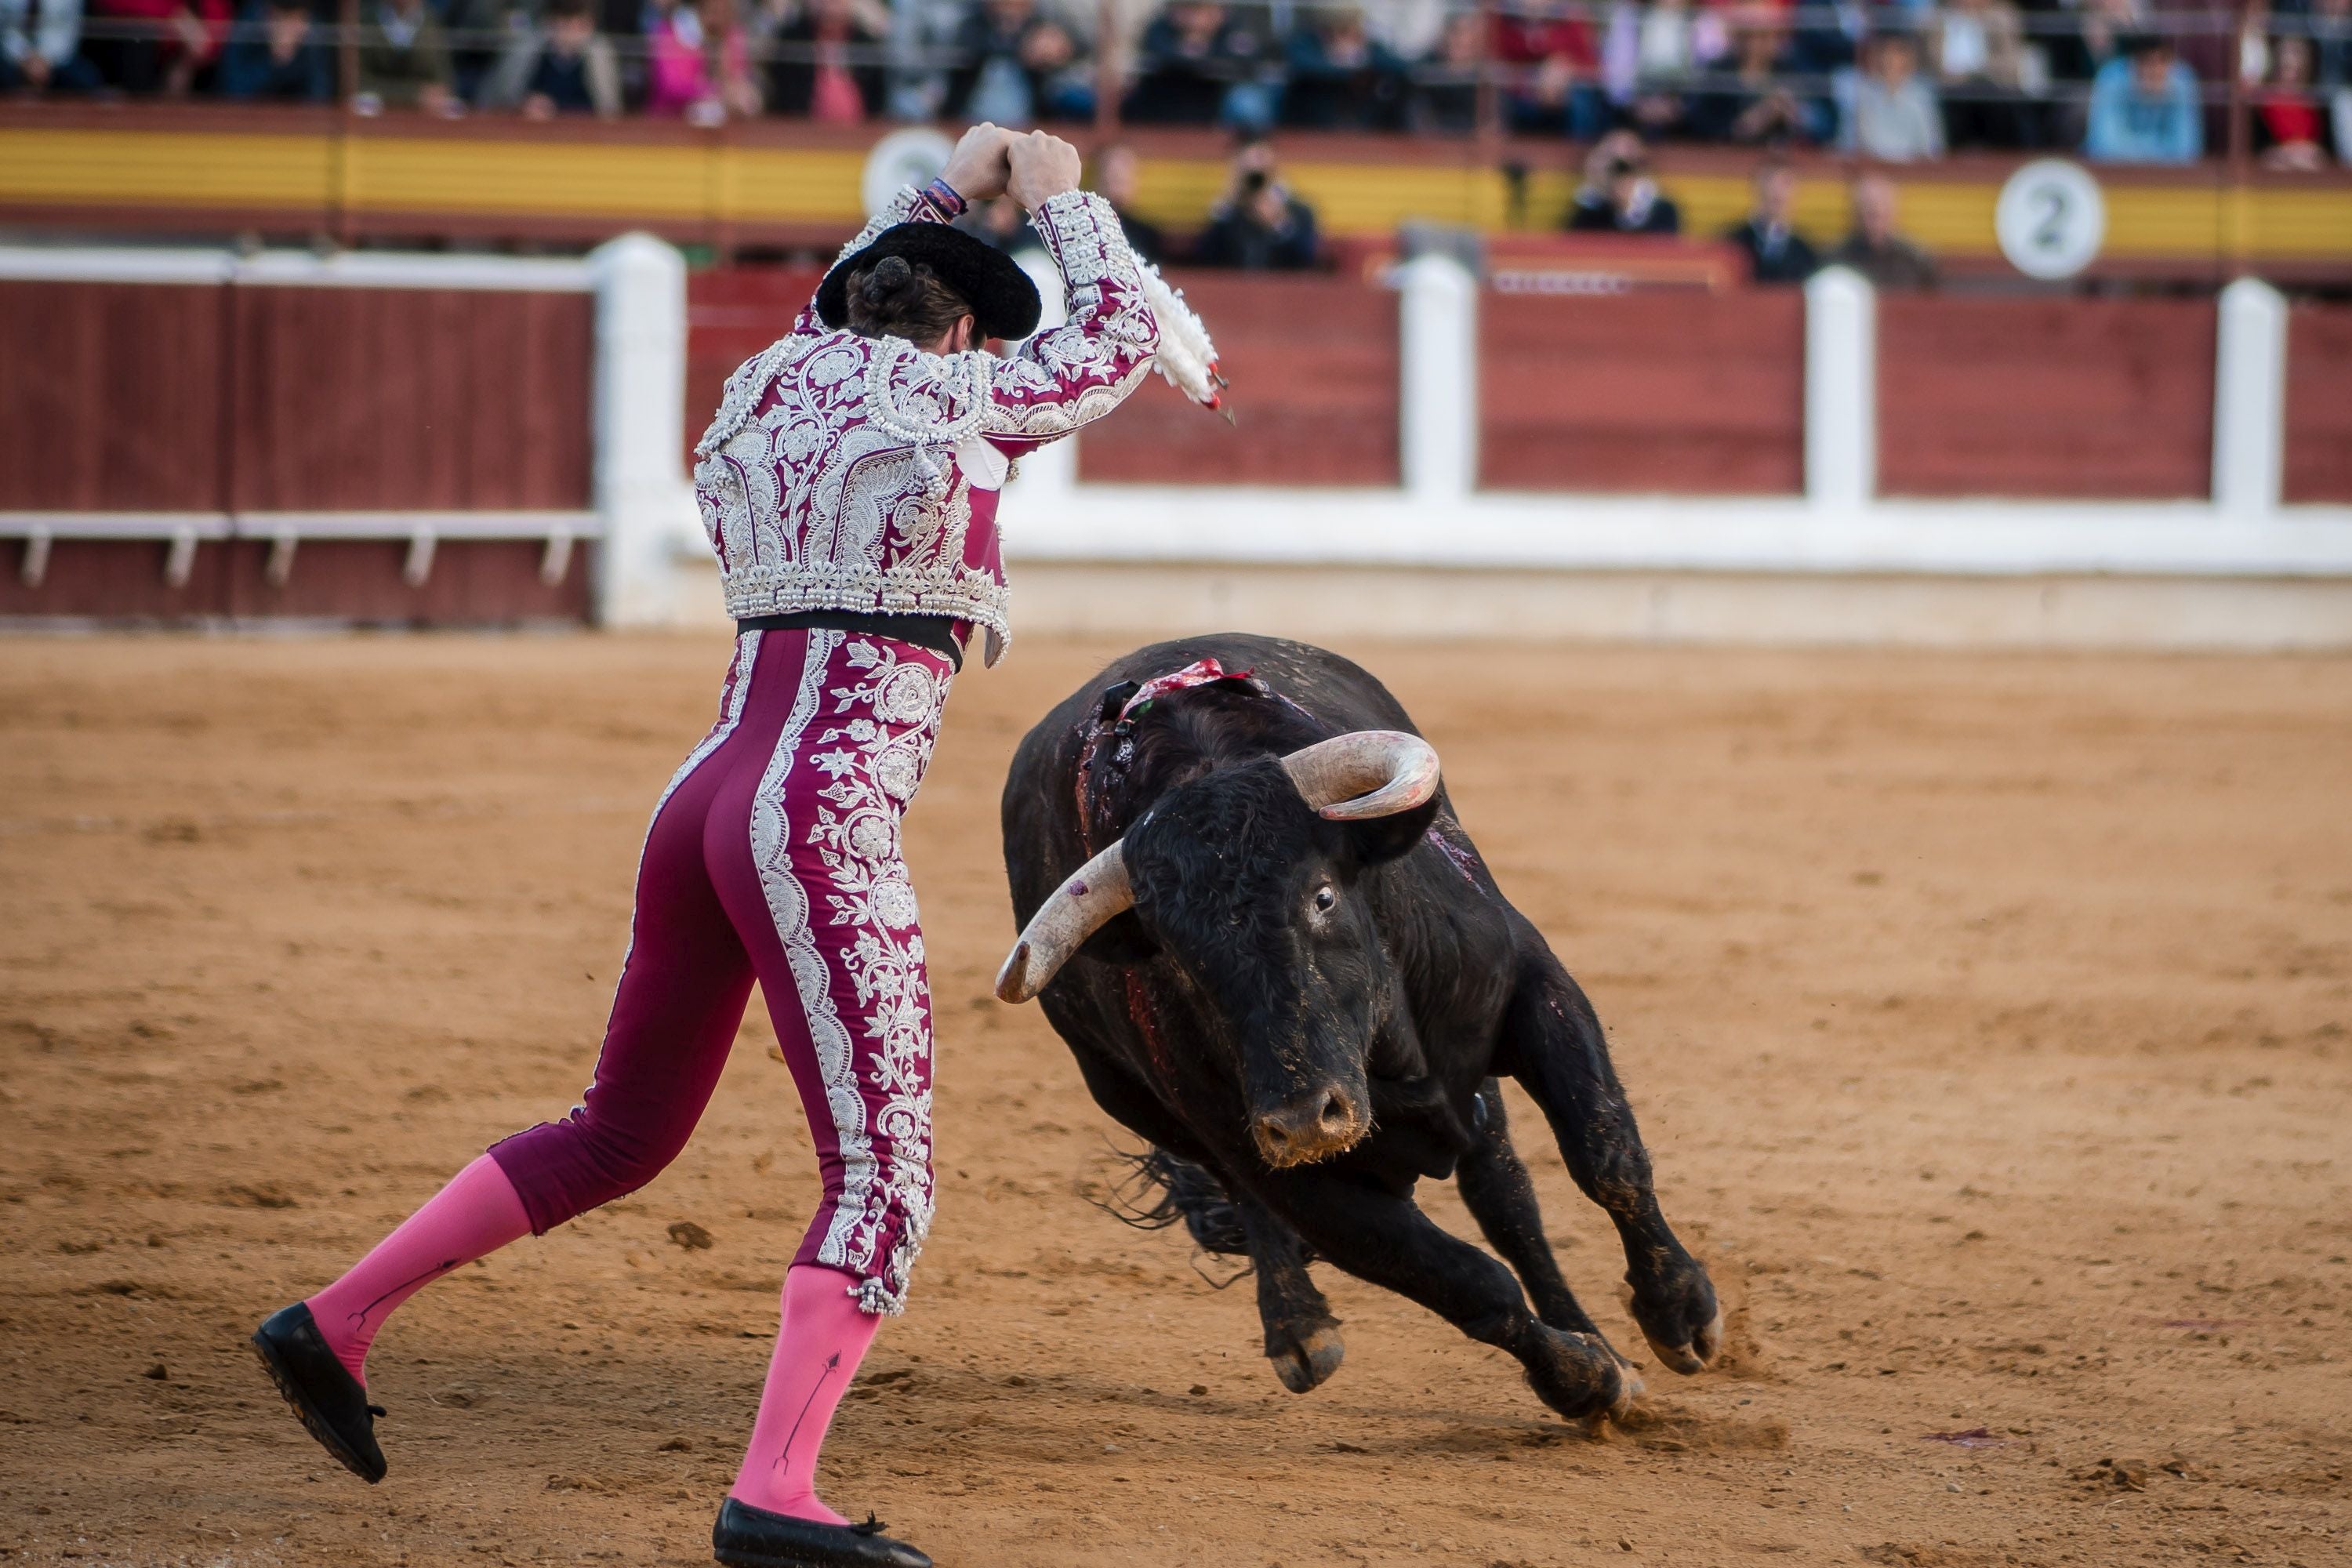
[[735, 610, 966, 671]]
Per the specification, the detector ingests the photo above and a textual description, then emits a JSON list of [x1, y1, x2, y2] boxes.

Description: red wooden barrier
[[220, 539, 590, 620], [0, 540, 590, 621], [2, 276, 593, 623], [1076, 271, 1399, 488], [2284, 303, 2352, 506], [1476, 290, 1805, 495], [0, 542, 230, 618], [1877, 296, 2216, 500], [0, 281, 230, 511], [230, 288, 593, 510]]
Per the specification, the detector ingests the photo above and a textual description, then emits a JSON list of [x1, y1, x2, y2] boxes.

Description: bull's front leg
[[1502, 956, 1722, 1376], [1247, 1167, 1635, 1425], [1233, 1192, 1345, 1394], [1057, 1020, 1346, 1394], [1455, 1077, 1608, 1339]]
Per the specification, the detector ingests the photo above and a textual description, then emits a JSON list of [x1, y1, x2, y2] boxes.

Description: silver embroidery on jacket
[[691, 188, 1160, 667]]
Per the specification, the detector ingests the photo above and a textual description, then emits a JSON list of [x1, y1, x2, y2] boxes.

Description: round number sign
[[1994, 159, 2107, 281]]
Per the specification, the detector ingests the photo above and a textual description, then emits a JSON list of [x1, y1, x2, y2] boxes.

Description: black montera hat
[[817, 221, 1044, 342]]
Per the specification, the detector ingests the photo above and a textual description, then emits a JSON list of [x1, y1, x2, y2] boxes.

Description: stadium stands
[[4, 104, 2350, 283], [1, 0, 2347, 169]]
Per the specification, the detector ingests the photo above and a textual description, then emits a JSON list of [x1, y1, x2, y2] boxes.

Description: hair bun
[[862, 254, 916, 306], [840, 252, 971, 344]]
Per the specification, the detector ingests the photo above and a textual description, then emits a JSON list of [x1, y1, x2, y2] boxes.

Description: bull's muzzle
[[1251, 1083, 1370, 1167]]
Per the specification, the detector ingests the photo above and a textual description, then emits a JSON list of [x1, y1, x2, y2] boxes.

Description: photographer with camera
[[1196, 132, 1323, 269]]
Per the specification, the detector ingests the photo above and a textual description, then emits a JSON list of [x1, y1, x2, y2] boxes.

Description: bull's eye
[[1312, 885, 1338, 914]]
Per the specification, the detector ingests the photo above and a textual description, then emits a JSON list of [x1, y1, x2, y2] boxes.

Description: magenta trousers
[[488, 629, 953, 1315]]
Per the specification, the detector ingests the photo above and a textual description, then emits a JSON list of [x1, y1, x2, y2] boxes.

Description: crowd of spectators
[[940, 132, 1321, 265], [4, 0, 2348, 166], [968, 128, 1936, 287], [1559, 126, 1939, 281]]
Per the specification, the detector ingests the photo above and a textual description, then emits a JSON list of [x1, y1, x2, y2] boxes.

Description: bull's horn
[[995, 842, 1134, 1004], [1280, 731, 1442, 822]]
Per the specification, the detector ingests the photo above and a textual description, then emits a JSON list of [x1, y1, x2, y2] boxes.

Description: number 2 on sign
[[2032, 190, 2068, 252]]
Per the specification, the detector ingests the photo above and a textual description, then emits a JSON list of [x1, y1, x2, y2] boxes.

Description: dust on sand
[[2, 634, 2347, 1568]]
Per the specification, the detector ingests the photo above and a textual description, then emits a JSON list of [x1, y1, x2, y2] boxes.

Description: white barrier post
[[2212, 277, 2287, 519], [590, 233, 696, 627], [1804, 266, 1876, 512], [1398, 253, 1478, 505]]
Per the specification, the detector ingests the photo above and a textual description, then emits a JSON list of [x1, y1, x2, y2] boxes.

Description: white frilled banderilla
[[1135, 263, 1231, 423]]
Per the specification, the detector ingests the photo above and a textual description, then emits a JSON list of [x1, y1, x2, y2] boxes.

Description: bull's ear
[[1343, 796, 1441, 866], [1078, 909, 1160, 967]]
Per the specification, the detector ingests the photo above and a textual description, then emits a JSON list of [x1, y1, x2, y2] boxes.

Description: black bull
[[996, 635, 1721, 1423]]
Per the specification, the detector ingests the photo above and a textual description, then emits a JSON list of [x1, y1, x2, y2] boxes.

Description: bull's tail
[[1102, 1147, 1251, 1260]]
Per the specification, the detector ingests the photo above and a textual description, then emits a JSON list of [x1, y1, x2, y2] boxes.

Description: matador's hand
[[1006, 130, 1082, 212], [940, 123, 1016, 203]]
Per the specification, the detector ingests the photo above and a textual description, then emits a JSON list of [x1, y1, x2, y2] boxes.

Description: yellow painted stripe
[[720, 147, 869, 223], [0, 128, 334, 209], [1134, 154, 2352, 263], [1281, 161, 1496, 230], [347, 139, 715, 218], [2103, 184, 2225, 257], [1878, 182, 2002, 256], [2, 125, 2346, 266], [2233, 188, 2352, 258]]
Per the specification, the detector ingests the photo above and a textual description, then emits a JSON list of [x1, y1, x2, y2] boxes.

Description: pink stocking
[[728, 1265, 882, 1525], [303, 1154, 532, 1389]]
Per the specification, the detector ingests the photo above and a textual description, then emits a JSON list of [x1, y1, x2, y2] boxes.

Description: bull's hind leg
[[1504, 960, 1722, 1376], [1455, 1078, 1607, 1339], [1234, 1193, 1345, 1394], [1250, 1169, 1634, 1425]]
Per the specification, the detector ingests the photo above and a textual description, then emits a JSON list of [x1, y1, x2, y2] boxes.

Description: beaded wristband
[[920, 177, 968, 221]]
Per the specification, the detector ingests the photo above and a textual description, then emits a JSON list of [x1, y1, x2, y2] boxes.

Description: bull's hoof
[[1525, 1327, 1642, 1426], [1627, 1255, 1722, 1375], [1265, 1323, 1345, 1394]]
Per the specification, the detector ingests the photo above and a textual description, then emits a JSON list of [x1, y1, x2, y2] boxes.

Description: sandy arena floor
[[1, 632, 2347, 1568]]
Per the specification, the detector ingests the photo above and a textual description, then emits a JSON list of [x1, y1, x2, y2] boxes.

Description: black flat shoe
[[712, 1498, 932, 1568], [250, 1301, 388, 1483]]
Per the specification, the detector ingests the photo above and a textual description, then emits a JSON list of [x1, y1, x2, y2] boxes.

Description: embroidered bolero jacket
[[691, 187, 1160, 667]]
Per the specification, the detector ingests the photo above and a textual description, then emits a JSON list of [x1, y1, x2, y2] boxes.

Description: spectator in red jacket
[[2255, 34, 2329, 169], [88, 0, 224, 93], [1494, 0, 1602, 137]]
